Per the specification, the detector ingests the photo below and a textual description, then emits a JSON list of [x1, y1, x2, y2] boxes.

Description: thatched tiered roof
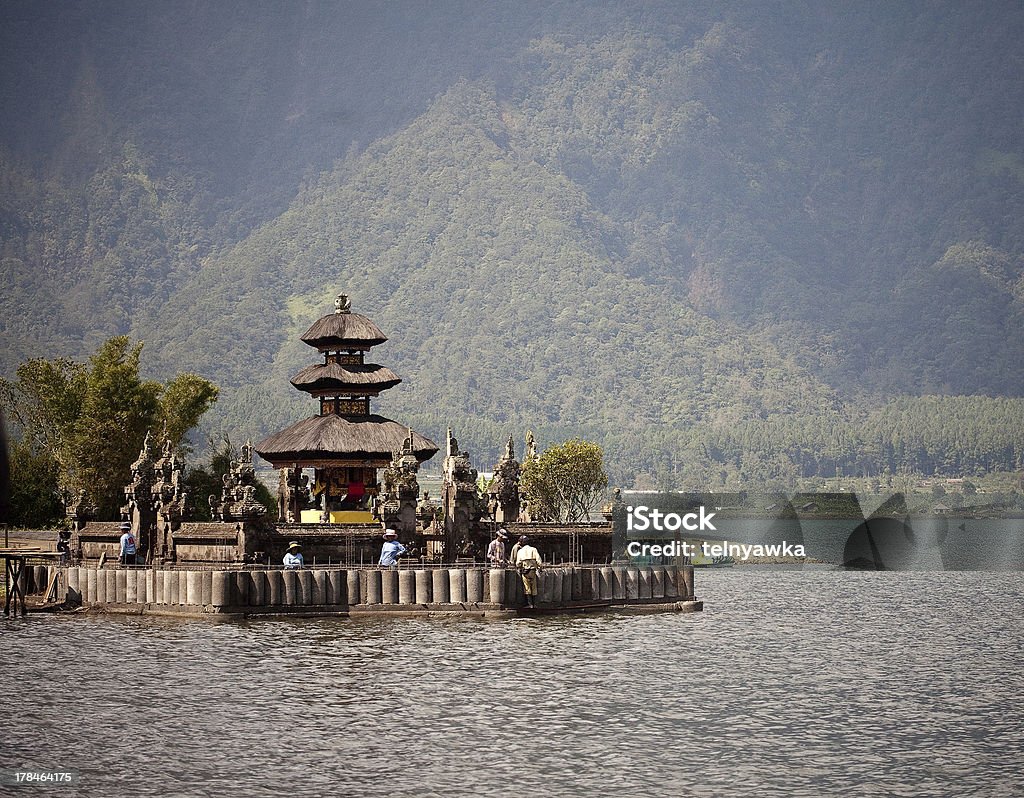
[[290, 362, 402, 395], [301, 312, 387, 351], [257, 293, 437, 469], [255, 414, 439, 468]]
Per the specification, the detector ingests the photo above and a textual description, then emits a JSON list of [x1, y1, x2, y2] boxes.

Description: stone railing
[[53, 563, 701, 618]]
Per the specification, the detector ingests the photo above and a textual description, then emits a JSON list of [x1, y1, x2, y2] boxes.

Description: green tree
[[69, 338, 162, 517], [6, 438, 64, 528], [521, 438, 608, 523], [0, 336, 218, 519], [157, 373, 221, 455]]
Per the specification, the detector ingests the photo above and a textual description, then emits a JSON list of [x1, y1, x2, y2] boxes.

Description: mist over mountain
[[2, 1, 1022, 485]]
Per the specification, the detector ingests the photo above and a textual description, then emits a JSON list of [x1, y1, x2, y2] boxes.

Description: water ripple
[[1, 568, 1021, 797]]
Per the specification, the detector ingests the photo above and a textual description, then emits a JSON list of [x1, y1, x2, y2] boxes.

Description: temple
[[255, 293, 438, 525], [70, 293, 618, 566]]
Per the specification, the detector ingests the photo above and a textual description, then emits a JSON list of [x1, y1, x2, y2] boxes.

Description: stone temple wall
[[47, 563, 701, 618]]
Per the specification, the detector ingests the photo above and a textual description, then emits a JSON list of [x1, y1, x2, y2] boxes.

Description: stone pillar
[[664, 566, 678, 598], [166, 571, 178, 605], [561, 568, 572, 603], [571, 568, 584, 601], [329, 570, 347, 606], [489, 569, 506, 605], [381, 570, 399, 604], [282, 570, 299, 605], [599, 567, 613, 600], [252, 571, 267, 606], [125, 569, 137, 603], [145, 570, 155, 604], [177, 571, 189, 605], [611, 566, 626, 600], [508, 569, 523, 606], [638, 568, 652, 600], [346, 570, 360, 605], [652, 566, 665, 599], [107, 570, 119, 604], [432, 569, 450, 603], [536, 570, 551, 605], [625, 567, 639, 601], [212, 572, 231, 607], [267, 570, 283, 606], [67, 567, 80, 601], [233, 571, 248, 606], [449, 569, 467, 603], [84, 568, 97, 603], [363, 570, 382, 605], [682, 564, 695, 600], [298, 570, 313, 605], [466, 569, 484, 603], [201, 572, 213, 606], [415, 570, 431, 604], [398, 570, 415, 604], [312, 570, 328, 605], [186, 571, 202, 606]]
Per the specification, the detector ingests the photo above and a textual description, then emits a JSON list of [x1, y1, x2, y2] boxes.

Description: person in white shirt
[[379, 529, 407, 567], [486, 529, 509, 566], [513, 535, 543, 608], [282, 541, 304, 569]]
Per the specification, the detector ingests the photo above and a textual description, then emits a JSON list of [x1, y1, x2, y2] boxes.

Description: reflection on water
[[2, 569, 1023, 797]]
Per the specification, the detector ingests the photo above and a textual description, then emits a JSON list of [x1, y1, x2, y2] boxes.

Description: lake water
[[2, 567, 1022, 797]]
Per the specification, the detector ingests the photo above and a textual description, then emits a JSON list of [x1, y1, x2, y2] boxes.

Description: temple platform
[[16, 563, 701, 619]]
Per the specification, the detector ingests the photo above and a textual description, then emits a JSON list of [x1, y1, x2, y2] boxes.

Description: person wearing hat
[[486, 528, 509, 567], [283, 541, 304, 569], [513, 535, 543, 608], [118, 521, 137, 566], [379, 529, 407, 567]]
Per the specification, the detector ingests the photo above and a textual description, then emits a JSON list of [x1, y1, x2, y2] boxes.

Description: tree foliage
[[521, 438, 609, 523], [0, 336, 218, 520], [5, 438, 64, 528]]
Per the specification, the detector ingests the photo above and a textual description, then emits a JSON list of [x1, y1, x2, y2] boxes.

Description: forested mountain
[[1, 1, 1022, 486]]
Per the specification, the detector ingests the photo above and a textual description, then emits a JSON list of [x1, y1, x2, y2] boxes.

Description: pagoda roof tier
[[255, 414, 438, 468], [290, 362, 402, 394], [301, 311, 388, 351]]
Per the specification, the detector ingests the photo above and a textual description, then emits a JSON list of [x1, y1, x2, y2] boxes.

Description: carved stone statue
[[335, 293, 352, 314], [379, 430, 420, 535], [441, 427, 483, 557], [217, 440, 267, 521], [525, 430, 539, 463], [491, 433, 521, 523]]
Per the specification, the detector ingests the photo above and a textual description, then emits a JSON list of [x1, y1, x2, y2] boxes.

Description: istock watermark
[[626, 504, 718, 532], [626, 540, 807, 559]]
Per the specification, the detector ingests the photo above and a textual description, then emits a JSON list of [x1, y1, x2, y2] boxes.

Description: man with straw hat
[[379, 529, 406, 568], [283, 541, 304, 569]]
